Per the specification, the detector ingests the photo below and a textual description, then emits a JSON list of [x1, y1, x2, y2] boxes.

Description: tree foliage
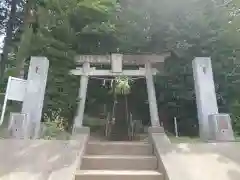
[[27, 0, 118, 127]]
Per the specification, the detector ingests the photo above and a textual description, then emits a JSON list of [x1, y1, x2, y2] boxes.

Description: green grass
[[168, 136, 202, 143], [169, 136, 240, 143], [83, 115, 106, 126], [234, 136, 240, 142]]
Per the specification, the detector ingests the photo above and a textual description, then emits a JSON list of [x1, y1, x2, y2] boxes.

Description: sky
[[0, 35, 3, 53]]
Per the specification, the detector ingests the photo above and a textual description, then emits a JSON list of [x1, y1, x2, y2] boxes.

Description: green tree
[[28, 0, 117, 128], [1, 0, 17, 82]]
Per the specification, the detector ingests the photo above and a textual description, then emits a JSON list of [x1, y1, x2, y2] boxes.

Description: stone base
[[71, 126, 90, 140], [208, 113, 235, 142], [148, 126, 165, 133], [148, 126, 170, 146], [72, 126, 90, 135]]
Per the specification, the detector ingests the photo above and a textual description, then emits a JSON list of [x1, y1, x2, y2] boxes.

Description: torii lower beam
[[70, 68, 158, 76]]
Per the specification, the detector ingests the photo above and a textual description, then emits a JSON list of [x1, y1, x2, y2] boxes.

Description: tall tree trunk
[[0, 0, 17, 83], [14, 26, 33, 78], [14, 0, 34, 78], [111, 94, 129, 141], [108, 80, 117, 140]]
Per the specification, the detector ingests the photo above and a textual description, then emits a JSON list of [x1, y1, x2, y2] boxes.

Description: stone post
[[192, 57, 218, 140], [21, 57, 49, 138]]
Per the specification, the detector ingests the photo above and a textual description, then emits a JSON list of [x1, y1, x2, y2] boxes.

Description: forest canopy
[[1, 0, 240, 136]]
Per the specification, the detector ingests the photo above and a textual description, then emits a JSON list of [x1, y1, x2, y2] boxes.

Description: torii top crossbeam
[[71, 53, 170, 76], [75, 53, 170, 65]]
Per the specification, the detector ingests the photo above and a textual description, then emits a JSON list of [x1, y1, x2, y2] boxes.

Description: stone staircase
[[75, 141, 164, 180]]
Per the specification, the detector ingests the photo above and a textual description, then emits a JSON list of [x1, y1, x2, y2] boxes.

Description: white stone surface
[[21, 57, 49, 138], [192, 57, 218, 140]]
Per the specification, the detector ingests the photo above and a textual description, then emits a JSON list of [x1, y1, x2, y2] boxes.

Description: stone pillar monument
[[21, 57, 49, 138], [192, 57, 218, 140]]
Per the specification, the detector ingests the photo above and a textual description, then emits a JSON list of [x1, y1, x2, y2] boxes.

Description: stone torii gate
[[70, 53, 169, 132]]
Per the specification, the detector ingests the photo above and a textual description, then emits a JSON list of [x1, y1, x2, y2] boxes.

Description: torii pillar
[[74, 62, 90, 129], [145, 62, 160, 127]]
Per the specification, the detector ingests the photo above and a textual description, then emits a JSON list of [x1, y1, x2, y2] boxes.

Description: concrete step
[[75, 170, 163, 180], [86, 142, 153, 155], [81, 155, 158, 170]]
